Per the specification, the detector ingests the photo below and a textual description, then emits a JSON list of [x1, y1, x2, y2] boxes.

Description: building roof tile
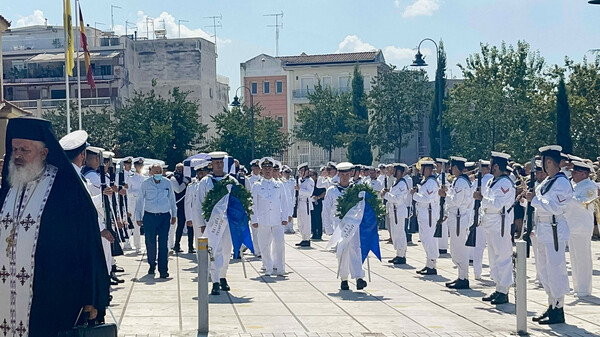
[[278, 51, 383, 66]]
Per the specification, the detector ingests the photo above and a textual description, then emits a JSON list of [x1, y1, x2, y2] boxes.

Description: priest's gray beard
[[8, 157, 45, 187]]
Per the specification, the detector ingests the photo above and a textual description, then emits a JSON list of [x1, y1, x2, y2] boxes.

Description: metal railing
[[11, 97, 113, 110]]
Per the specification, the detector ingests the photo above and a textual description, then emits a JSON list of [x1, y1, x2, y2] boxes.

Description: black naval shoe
[[173, 246, 184, 253], [159, 273, 169, 279], [421, 267, 437, 275], [394, 257, 406, 265], [210, 282, 221, 295], [491, 292, 509, 305], [148, 266, 156, 275], [356, 278, 367, 290], [295, 241, 303, 246], [532, 306, 551, 322], [439, 249, 448, 254], [445, 279, 458, 287], [110, 280, 119, 286], [220, 278, 230, 291], [416, 267, 428, 274], [110, 274, 125, 284], [538, 307, 565, 325], [340, 280, 350, 290], [189, 247, 196, 254], [300, 240, 311, 247], [112, 265, 125, 273], [450, 279, 470, 289], [482, 291, 499, 302]]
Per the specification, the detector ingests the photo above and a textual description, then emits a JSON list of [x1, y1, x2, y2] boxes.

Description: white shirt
[[251, 178, 289, 227], [480, 175, 515, 232], [565, 178, 597, 234]]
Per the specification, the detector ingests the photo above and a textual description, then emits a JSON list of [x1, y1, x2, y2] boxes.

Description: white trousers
[[484, 228, 513, 293], [569, 231, 593, 296], [417, 208, 439, 268], [438, 218, 449, 250], [251, 226, 261, 256], [537, 239, 570, 302], [449, 213, 470, 280], [102, 237, 112, 275], [210, 225, 232, 282], [471, 226, 487, 277], [257, 225, 285, 273], [298, 199, 312, 240], [391, 213, 407, 257], [338, 233, 365, 281], [531, 233, 544, 285]]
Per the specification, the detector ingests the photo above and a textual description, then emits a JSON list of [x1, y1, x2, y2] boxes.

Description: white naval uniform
[[472, 173, 493, 278], [531, 172, 573, 307], [364, 177, 384, 193], [383, 177, 410, 257], [184, 177, 203, 240], [437, 174, 450, 251], [169, 176, 187, 249], [283, 178, 296, 233], [323, 183, 365, 281], [245, 173, 262, 256], [480, 175, 515, 295], [83, 168, 114, 271], [445, 174, 473, 280], [196, 174, 239, 281], [412, 176, 440, 269], [297, 177, 315, 241], [565, 178, 597, 297], [126, 170, 145, 251], [251, 178, 289, 274], [383, 175, 396, 232]]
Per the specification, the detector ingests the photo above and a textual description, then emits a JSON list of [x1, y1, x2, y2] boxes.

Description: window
[[276, 81, 283, 93], [322, 76, 332, 88], [338, 75, 350, 91], [99, 65, 112, 76], [263, 81, 270, 94], [251, 82, 257, 94], [363, 75, 371, 91], [300, 77, 314, 94], [277, 116, 283, 128]]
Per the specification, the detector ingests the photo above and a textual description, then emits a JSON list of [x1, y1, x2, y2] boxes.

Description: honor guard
[[383, 163, 410, 265], [442, 156, 473, 289], [565, 160, 597, 297], [185, 159, 210, 243], [436, 158, 450, 254], [476, 151, 515, 305], [472, 159, 493, 280], [411, 160, 440, 275], [246, 159, 262, 257], [295, 162, 314, 247]]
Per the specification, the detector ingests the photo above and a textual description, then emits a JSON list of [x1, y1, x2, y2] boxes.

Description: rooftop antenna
[[110, 5, 122, 32], [204, 15, 222, 52], [178, 19, 189, 38], [264, 12, 283, 56]]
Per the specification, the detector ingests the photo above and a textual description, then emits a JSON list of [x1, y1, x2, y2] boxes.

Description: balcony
[[10, 97, 113, 114]]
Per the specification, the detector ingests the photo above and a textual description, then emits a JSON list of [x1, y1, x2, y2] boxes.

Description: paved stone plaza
[[110, 224, 600, 337]]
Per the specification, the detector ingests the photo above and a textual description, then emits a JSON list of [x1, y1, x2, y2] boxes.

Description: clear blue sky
[[3, 0, 599, 98]]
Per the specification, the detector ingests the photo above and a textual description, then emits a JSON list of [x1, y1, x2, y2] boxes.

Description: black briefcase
[[57, 323, 117, 337]]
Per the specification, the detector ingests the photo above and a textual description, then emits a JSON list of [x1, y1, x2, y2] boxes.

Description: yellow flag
[[63, 0, 74, 76]]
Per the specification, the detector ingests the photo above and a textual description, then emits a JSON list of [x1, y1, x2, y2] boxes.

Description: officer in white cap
[[251, 157, 289, 276], [565, 159, 597, 298], [526, 146, 572, 324], [127, 157, 146, 253], [196, 151, 238, 295], [186, 159, 210, 247], [475, 151, 515, 305], [295, 162, 314, 247], [245, 159, 262, 257], [441, 156, 473, 289]]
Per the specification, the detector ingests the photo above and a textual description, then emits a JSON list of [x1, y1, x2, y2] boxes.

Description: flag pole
[[63, 0, 71, 133], [75, 0, 82, 130]]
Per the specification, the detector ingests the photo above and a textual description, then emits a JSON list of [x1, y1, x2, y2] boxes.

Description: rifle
[[99, 152, 123, 257], [522, 157, 536, 257], [109, 165, 128, 243], [118, 170, 135, 231], [434, 162, 445, 238], [408, 167, 419, 233], [465, 161, 482, 247]]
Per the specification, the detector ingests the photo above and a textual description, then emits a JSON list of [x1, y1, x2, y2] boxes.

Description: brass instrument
[[415, 157, 434, 171], [583, 195, 600, 209]]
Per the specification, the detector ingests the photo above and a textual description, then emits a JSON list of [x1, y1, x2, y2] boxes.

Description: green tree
[[43, 103, 116, 149], [114, 84, 207, 168], [209, 104, 290, 166], [445, 41, 554, 162], [346, 65, 373, 165], [430, 40, 451, 158], [556, 76, 573, 154], [368, 67, 431, 161], [295, 82, 351, 160]]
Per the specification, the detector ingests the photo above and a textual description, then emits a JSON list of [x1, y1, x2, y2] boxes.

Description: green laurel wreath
[[335, 183, 386, 221], [202, 177, 253, 221]]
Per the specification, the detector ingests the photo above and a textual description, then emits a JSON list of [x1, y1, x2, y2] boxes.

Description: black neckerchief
[[81, 165, 95, 177], [489, 174, 513, 188], [540, 172, 570, 195], [393, 176, 408, 189], [454, 174, 472, 188], [421, 175, 439, 187], [210, 173, 230, 186], [335, 182, 353, 193]]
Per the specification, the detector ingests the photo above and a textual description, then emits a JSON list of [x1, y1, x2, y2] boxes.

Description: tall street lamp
[[411, 38, 443, 158], [231, 86, 255, 160]]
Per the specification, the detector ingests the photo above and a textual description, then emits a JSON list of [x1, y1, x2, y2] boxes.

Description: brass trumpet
[[583, 195, 600, 209]]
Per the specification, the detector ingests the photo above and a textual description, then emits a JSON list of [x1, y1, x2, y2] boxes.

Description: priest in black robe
[[0, 117, 110, 337]]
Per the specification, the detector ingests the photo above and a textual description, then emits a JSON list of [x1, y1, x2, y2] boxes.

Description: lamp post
[[411, 38, 443, 158], [231, 86, 255, 160]]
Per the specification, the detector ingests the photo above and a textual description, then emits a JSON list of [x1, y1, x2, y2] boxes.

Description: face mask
[[153, 173, 163, 181]]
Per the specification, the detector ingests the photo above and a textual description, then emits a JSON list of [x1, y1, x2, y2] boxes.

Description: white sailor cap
[[377, 164, 386, 169], [465, 161, 476, 168], [59, 130, 89, 152], [365, 166, 375, 170], [450, 156, 467, 163], [385, 163, 394, 168], [327, 161, 337, 169], [273, 160, 282, 169], [435, 158, 449, 163], [319, 165, 326, 171], [567, 154, 584, 162], [539, 145, 562, 153], [490, 151, 511, 160], [86, 146, 104, 155], [420, 160, 435, 166], [480, 160, 491, 166], [102, 151, 115, 159], [282, 165, 292, 173], [336, 162, 354, 172], [208, 151, 228, 160], [122, 156, 133, 163], [194, 159, 211, 171], [259, 157, 275, 168], [297, 162, 309, 170], [250, 159, 259, 167], [133, 157, 145, 165], [572, 161, 592, 171]]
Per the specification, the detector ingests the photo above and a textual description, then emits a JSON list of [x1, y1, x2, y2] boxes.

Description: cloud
[[402, 0, 440, 18], [335, 35, 431, 67], [15, 10, 46, 27], [118, 11, 231, 45]]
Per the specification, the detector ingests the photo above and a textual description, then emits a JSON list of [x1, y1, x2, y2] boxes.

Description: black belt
[[144, 211, 169, 216]]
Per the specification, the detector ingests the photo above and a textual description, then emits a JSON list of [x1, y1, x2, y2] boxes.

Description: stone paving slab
[[111, 222, 600, 337]]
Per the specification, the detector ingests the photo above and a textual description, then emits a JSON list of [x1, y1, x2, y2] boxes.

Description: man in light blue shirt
[[136, 164, 177, 278]]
